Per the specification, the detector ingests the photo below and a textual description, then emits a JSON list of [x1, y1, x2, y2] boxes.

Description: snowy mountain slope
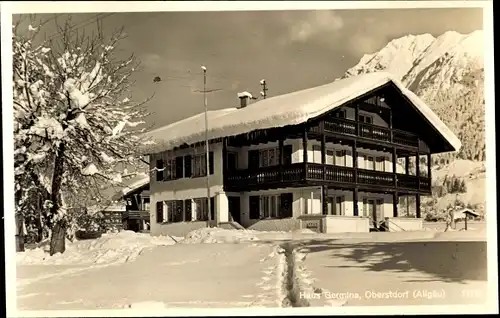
[[343, 30, 485, 162], [345, 33, 435, 79]]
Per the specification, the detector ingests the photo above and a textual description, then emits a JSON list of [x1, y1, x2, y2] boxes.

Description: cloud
[[140, 53, 162, 69], [346, 33, 388, 56], [280, 11, 344, 44]]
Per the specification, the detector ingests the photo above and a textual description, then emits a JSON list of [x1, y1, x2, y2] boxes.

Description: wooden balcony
[[224, 163, 431, 194], [311, 118, 419, 148]]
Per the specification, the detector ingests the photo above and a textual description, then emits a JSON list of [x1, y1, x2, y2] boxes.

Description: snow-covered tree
[[13, 16, 151, 255]]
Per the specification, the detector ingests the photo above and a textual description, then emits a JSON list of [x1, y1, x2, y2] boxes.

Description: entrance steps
[[218, 221, 246, 230]]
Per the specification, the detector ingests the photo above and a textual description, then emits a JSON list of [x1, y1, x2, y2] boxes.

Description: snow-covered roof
[[141, 72, 461, 154], [237, 91, 253, 99], [121, 174, 150, 197]]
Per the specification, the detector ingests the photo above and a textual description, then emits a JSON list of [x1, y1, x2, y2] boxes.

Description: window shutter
[[175, 156, 184, 179], [248, 150, 260, 169], [209, 152, 214, 175], [184, 200, 192, 222], [156, 159, 164, 181], [156, 201, 163, 223], [210, 197, 215, 220], [283, 145, 293, 165], [184, 155, 192, 178], [249, 196, 260, 219]]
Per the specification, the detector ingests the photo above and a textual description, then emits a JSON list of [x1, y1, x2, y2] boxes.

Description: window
[[259, 147, 279, 167], [326, 196, 344, 215], [156, 201, 164, 223], [191, 152, 214, 177], [312, 145, 321, 163], [375, 157, 385, 171], [335, 196, 345, 216], [335, 109, 346, 119], [259, 195, 280, 219], [194, 198, 208, 221], [165, 158, 176, 180], [335, 150, 346, 166], [364, 155, 375, 170], [184, 200, 192, 221], [358, 114, 373, 124], [326, 150, 335, 164], [250, 193, 292, 219], [142, 198, 150, 211], [165, 200, 184, 223]]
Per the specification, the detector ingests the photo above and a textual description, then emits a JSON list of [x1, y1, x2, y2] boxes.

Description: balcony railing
[[225, 163, 431, 193], [123, 210, 150, 220], [312, 118, 419, 148]]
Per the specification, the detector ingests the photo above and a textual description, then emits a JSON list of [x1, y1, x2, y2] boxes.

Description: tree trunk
[[15, 213, 25, 252], [50, 218, 67, 255], [49, 143, 66, 256]]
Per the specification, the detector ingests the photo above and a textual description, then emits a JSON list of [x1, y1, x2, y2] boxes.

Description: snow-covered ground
[[299, 235, 488, 307], [16, 227, 490, 312], [16, 231, 177, 266], [17, 229, 287, 310]]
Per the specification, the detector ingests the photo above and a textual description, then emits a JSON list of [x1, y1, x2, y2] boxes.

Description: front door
[[367, 199, 377, 228], [228, 196, 241, 223]]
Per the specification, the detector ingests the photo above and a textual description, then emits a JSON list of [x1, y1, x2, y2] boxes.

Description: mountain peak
[[345, 33, 435, 79]]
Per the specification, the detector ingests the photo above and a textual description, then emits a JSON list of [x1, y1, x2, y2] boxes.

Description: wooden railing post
[[352, 140, 358, 185], [353, 187, 359, 216]]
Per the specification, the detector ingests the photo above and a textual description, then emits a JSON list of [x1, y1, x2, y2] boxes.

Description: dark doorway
[[228, 196, 241, 223], [280, 193, 293, 218]]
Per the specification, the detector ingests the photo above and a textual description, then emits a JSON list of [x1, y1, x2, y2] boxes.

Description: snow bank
[[17, 231, 176, 266], [179, 227, 259, 244], [142, 72, 461, 154]]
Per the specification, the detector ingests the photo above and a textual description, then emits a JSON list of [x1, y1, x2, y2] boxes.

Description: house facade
[[144, 73, 461, 237]]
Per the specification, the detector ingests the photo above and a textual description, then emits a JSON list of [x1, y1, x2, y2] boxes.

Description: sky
[[14, 7, 483, 129]]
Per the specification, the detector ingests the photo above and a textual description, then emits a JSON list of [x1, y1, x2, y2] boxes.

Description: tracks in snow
[[277, 242, 345, 308]]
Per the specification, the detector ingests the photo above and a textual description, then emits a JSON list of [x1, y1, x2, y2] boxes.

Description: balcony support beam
[[352, 140, 358, 185], [303, 126, 308, 179], [320, 120, 326, 179], [222, 137, 228, 183], [416, 193, 421, 218], [392, 147, 397, 187], [416, 149, 420, 190], [322, 185, 328, 215], [405, 156, 410, 175], [389, 108, 393, 142], [355, 103, 360, 135], [427, 153, 432, 179], [278, 137, 284, 182], [393, 192, 399, 217], [353, 187, 359, 216]]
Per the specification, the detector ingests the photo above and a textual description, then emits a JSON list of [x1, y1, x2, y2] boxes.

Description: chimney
[[239, 96, 248, 108], [237, 91, 253, 108]]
